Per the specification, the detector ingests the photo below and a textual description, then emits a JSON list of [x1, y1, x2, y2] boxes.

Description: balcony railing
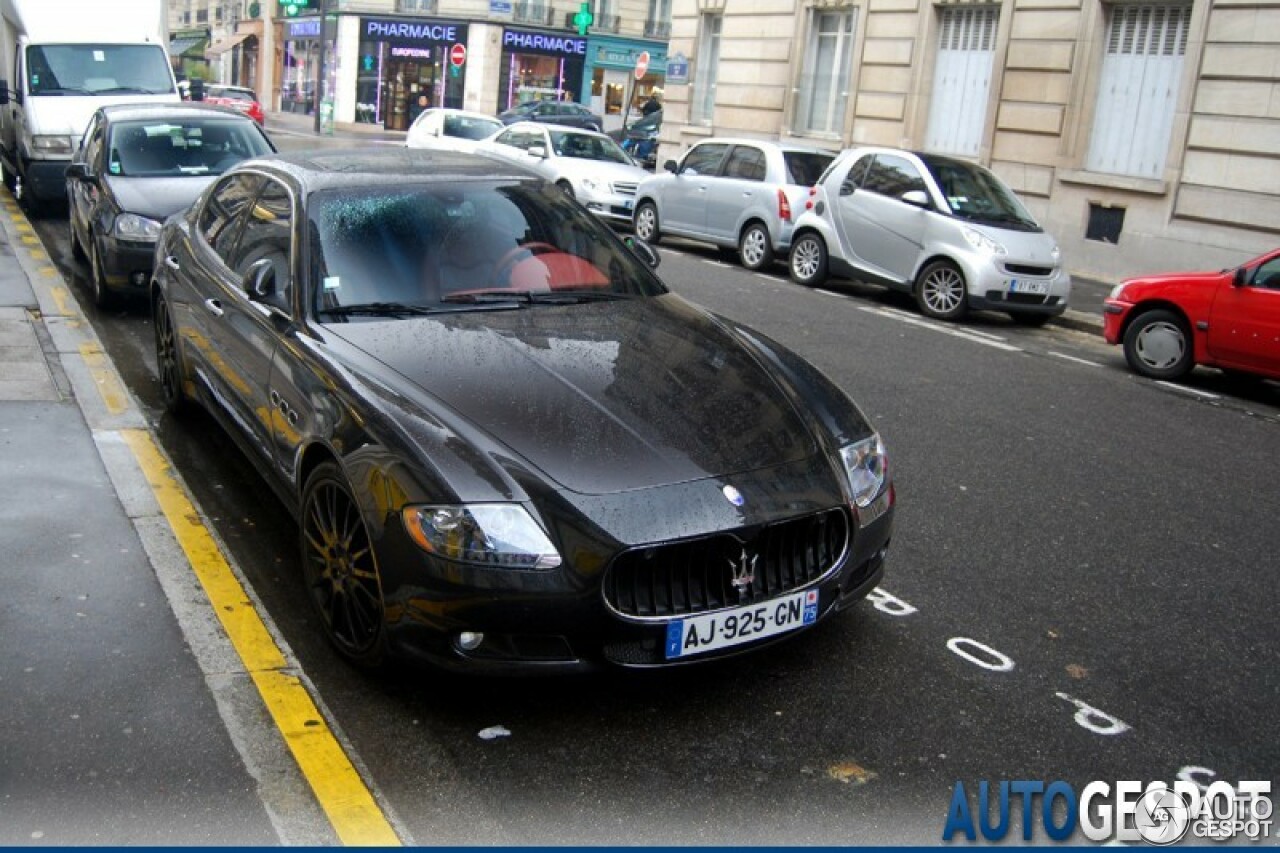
[[644, 19, 670, 38], [514, 2, 556, 25]]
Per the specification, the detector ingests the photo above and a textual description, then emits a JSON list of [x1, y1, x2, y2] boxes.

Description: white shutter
[[925, 6, 999, 157], [1086, 4, 1191, 179]]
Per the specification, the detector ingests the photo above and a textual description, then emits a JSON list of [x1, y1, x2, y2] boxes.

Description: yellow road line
[[79, 342, 129, 415], [121, 429, 401, 847]]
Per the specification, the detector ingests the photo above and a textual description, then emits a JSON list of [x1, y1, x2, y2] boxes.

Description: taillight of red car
[[777, 188, 792, 223]]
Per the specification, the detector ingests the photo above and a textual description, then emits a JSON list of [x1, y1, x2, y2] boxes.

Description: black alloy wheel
[[153, 293, 189, 415], [1122, 308, 1194, 380], [788, 232, 828, 287], [301, 462, 387, 667]]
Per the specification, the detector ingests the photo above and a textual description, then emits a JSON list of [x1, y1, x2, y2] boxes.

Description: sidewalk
[[0, 198, 312, 844], [264, 108, 409, 144]]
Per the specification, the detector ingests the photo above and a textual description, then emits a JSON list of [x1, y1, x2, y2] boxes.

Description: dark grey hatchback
[[151, 148, 894, 671]]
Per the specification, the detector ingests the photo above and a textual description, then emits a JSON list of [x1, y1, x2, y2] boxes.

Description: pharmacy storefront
[[356, 17, 469, 129], [498, 28, 588, 110]]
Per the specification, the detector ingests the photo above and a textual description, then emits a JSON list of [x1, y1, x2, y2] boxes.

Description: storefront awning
[[169, 36, 208, 57], [205, 32, 253, 57]]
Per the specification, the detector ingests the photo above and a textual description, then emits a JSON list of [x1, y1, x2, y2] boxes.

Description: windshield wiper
[[321, 302, 447, 317], [526, 291, 630, 304], [441, 290, 630, 306], [440, 290, 530, 305], [93, 86, 168, 95]]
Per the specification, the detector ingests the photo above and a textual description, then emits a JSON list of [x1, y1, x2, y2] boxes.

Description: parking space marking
[[816, 288, 850, 299], [79, 341, 129, 415], [858, 306, 1023, 352], [702, 259, 734, 269], [120, 429, 402, 847], [1155, 381, 1220, 400], [1049, 351, 1103, 368]]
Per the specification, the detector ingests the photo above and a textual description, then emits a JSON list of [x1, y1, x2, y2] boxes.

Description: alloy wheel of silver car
[[788, 233, 827, 286], [634, 202, 660, 245], [1123, 308, 1193, 380], [738, 222, 774, 271], [916, 261, 967, 321]]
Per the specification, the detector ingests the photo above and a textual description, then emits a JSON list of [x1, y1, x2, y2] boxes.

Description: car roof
[[97, 103, 251, 123], [237, 147, 544, 192], [689, 137, 835, 155], [425, 107, 502, 122]]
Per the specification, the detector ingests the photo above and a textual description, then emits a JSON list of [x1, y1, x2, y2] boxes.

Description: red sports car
[[204, 85, 265, 126], [1103, 249, 1280, 381]]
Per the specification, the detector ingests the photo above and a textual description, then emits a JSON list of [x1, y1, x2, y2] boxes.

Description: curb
[[1053, 309, 1104, 336]]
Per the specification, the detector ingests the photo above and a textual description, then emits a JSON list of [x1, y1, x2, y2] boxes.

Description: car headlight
[[31, 135, 73, 155], [401, 504, 562, 570], [840, 433, 888, 508], [961, 225, 1006, 256], [113, 213, 163, 241]]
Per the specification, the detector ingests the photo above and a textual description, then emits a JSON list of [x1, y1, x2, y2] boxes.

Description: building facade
[[658, 0, 1280, 281], [170, 0, 671, 135]]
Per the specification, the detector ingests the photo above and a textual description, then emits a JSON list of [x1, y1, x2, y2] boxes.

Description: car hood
[[1123, 269, 1223, 288], [323, 296, 820, 495], [104, 175, 216, 220], [554, 159, 650, 183]]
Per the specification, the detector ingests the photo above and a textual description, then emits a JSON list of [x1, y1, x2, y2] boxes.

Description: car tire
[[68, 197, 86, 262], [88, 234, 115, 310], [915, 260, 968, 322], [153, 291, 191, 416], [738, 221, 774, 271], [788, 232, 828, 287], [300, 460, 388, 669], [1122, 308, 1194, 380], [1009, 312, 1050, 327], [634, 201, 661, 245]]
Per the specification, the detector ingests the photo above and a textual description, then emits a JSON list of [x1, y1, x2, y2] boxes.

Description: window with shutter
[[924, 6, 999, 157]]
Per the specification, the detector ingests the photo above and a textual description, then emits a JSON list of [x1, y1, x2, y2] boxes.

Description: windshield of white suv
[[920, 155, 1041, 232], [549, 130, 631, 163], [26, 44, 175, 96]]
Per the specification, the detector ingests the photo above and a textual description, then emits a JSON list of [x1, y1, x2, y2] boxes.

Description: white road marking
[[1054, 692, 1131, 736], [816, 289, 849, 299], [858, 306, 1023, 352], [946, 637, 1016, 672], [702, 259, 734, 268], [1155, 381, 1220, 400], [866, 587, 917, 616], [756, 274, 779, 283], [1049, 351, 1103, 368]]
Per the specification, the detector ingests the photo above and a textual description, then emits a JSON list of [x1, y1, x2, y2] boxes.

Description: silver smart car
[[788, 147, 1070, 325]]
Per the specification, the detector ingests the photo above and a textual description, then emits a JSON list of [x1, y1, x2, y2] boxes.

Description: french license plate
[[1010, 279, 1049, 295], [665, 590, 819, 660]]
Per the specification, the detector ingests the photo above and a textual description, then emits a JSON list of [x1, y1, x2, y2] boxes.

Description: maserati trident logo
[[728, 547, 757, 601]]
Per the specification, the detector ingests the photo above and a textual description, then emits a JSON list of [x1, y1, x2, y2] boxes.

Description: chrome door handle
[[164, 255, 180, 271], [203, 298, 224, 317]]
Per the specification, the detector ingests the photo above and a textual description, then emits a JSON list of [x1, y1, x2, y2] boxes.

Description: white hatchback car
[[477, 122, 650, 225], [631, 139, 834, 271], [788, 147, 1070, 324], [406, 108, 504, 154]]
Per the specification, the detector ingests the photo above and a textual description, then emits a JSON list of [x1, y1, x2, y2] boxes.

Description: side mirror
[[65, 162, 93, 182], [624, 235, 660, 269], [528, 144, 548, 159], [663, 159, 677, 174], [243, 258, 280, 304], [901, 189, 931, 209], [1232, 267, 1247, 287]]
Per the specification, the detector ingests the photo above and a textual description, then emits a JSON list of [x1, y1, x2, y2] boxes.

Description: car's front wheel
[[634, 201, 661, 245], [738, 221, 774, 271], [1122, 308, 1193, 380], [300, 461, 387, 668], [153, 292, 190, 415], [915, 260, 967, 321], [67, 197, 86, 262], [88, 234, 114, 309], [789, 232, 828, 287]]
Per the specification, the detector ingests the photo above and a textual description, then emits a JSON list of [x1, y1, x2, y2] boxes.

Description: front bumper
[[381, 492, 895, 674], [957, 255, 1072, 316], [1102, 300, 1131, 344], [581, 188, 638, 224], [100, 235, 159, 293]]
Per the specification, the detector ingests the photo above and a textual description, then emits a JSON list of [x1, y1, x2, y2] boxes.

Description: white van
[[0, 0, 178, 211]]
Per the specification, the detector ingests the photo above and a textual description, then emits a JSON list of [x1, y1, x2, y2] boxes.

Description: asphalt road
[[31, 137, 1280, 843]]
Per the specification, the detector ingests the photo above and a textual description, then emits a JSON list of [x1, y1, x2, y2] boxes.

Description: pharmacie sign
[[361, 17, 468, 46], [502, 28, 586, 56]]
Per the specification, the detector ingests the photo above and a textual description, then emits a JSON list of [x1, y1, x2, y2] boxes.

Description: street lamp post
[[312, 0, 327, 133]]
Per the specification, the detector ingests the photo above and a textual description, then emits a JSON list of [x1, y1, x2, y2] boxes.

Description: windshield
[[548, 130, 631, 163], [26, 44, 175, 96], [108, 118, 273, 177], [308, 180, 667, 318], [444, 114, 502, 140], [921, 156, 1041, 231]]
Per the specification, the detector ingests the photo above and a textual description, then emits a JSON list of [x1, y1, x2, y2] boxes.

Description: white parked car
[[477, 122, 650, 224], [405, 108, 504, 154], [788, 146, 1071, 324]]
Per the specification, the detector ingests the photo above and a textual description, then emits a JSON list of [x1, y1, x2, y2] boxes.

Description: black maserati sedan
[[151, 148, 895, 671]]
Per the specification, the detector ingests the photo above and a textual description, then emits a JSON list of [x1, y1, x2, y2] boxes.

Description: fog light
[[457, 631, 484, 651]]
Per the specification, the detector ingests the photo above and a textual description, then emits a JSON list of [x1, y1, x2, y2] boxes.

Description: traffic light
[[279, 0, 318, 17], [572, 2, 593, 35]]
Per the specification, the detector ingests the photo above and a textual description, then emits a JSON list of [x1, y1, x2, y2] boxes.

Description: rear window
[[443, 114, 502, 140], [784, 152, 835, 187], [210, 87, 256, 103]]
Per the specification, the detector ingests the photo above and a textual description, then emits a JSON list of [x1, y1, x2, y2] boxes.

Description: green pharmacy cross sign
[[279, 0, 317, 16], [572, 2, 593, 35]]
